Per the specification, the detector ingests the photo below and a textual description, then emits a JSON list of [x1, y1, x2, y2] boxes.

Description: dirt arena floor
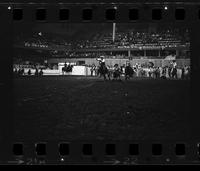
[[13, 76, 191, 141]]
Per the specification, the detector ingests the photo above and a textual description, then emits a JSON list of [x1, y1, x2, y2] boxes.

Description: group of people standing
[[89, 57, 190, 80], [89, 56, 134, 80], [145, 65, 190, 79], [13, 67, 44, 76], [62, 62, 73, 75]]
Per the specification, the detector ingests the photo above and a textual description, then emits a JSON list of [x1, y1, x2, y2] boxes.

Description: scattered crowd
[[13, 67, 44, 76], [13, 60, 190, 80], [15, 28, 189, 51], [88, 61, 190, 80]]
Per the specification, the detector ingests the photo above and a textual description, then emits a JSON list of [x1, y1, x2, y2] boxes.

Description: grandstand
[[14, 23, 190, 72]]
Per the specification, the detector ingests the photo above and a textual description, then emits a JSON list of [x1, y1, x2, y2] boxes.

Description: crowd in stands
[[65, 29, 189, 50], [15, 32, 72, 49], [114, 29, 189, 49], [15, 28, 190, 51]]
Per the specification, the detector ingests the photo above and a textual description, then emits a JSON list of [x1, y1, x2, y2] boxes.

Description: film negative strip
[[0, 0, 200, 165]]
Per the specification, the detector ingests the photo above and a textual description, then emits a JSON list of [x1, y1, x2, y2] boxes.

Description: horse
[[171, 67, 178, 79], [62, 65, 73, 75], [125, 65, 134, 80], [112, 64, 122, 81], [98, 63, 109, 80]]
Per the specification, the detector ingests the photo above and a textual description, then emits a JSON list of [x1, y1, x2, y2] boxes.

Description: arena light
[[164, 6, 168, 10], [8, 6, 11, 10]]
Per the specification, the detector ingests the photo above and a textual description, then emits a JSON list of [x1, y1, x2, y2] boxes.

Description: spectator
[[28, 69, 31, 75], [185, 66, 190, 80], [14, 68, 18, 76], [35, 68, 39, 76], [155, 67, 160, 78], [39, 69, 43, 76], [94, 66, 98, 76], [168, 66, 172, 78], [90, 65, 95, 76], [21, 67, 25, 75], [181, 67, 185, 79], [171, 67, 178, 79], [149, 67, 153, 78]]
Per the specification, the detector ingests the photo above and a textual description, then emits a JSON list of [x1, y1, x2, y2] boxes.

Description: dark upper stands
[[14, 28, 190, 51]]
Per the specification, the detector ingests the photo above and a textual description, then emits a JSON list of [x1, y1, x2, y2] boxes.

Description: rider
[[96, 56, 108, 79], [64, 62, 67, 68], [96, 56, 105, 66]]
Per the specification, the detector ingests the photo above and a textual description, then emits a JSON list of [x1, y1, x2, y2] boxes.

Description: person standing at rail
[[90, 64, 95, 76], [113, 64, 121, 80], [94, 65, 97, 76], [125, 62, 134, 80], [181, 66, 185, 79], [28, 69, 31, 76]]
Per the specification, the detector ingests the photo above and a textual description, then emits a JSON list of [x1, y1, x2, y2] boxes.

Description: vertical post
[[113, 23, 116, 42], [144, 50, 146, 57], [128, 50, 131, 57]]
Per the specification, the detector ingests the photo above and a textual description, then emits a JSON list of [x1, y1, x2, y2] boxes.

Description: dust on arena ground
[[13, 76, 191, 141]]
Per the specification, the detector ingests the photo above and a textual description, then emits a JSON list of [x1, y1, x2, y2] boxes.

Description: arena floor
[[13, 76, 191, 141]]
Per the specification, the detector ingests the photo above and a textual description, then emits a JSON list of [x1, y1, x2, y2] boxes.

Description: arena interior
[[13, 23, 191, 141]]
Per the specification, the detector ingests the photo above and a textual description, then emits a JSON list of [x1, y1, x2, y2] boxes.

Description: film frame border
[[5, 2, 200, 22], [0, 1, 200, 164]]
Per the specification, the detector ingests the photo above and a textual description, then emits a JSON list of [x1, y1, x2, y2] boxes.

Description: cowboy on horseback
[[64, 62, 67, 68], [96, 56, 105, 66], [62, 62, 68, 75], [96, 56, 108, 80], [62, 62, 73, 75]]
